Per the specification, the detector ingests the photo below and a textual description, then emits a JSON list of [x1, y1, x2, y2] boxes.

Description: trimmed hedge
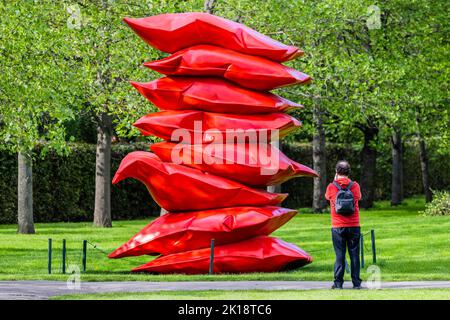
[[282, 142, 450, 208], [0, 143, 159, 224], [0, 142, 448, 224]]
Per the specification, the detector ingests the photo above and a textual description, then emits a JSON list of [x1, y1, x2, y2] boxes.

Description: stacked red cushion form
[[130, 77, 302, 114], [123, 12, 302, 62], [133, 110, 301, 143], [111, 12, 315, 274], [151, 141, 318, 186], [132, 236, 313, 274], [144, 45, 311, 91], [112, 151, 287, 212], [108, 206, 297, 258]]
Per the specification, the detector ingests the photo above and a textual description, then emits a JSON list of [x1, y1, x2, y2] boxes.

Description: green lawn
[[53, 289, 450, 300], [0, 197, 449, 282]]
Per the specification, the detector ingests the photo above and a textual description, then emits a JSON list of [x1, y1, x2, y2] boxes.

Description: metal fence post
[[82, 240, 87, 273], [209, 239, 215, 275], [371, 229, 377, 264], [360, 234, 365, 268], [62, 239, 66, 274], [48, 238, 52, 274]]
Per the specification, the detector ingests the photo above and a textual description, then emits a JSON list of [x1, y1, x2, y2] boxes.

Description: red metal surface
[[133, 110, 301, 143], [110, 12, 316, 274], [151, 141, 318, 186], [112, 151, 287, 212], [109, 206, 297, 258], [132, 236, 313, 274], [123, 13, 302, 62], [144, 45, 311, 91], [131, 77, 301, 114]]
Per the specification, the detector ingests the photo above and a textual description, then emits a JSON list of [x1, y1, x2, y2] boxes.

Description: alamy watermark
[[66, 264, 81, 290], [66, 4, 82, 30], [366, 5, 381, 30], [366, 265, 382, 289]]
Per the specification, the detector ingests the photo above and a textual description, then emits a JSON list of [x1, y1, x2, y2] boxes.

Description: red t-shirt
[[325, 177, 361, 228]]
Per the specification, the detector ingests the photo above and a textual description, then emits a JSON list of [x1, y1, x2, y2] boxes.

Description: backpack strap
[[333, 181, 342, 191], [346, 180, 354, 191], [333, 180, 353, 191]]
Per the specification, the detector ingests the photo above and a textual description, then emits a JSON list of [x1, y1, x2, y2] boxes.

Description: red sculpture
[[108, 206, 297, 258], [131, 77, 301, 114], [111, 12, 315, 274], [123, 13, 302, 62], [112, 151, 287, 212], [132, 236, 313, 274], [151, 141, 318, 186], [133, 110, 301, 143], [145, 45, 311, 91]]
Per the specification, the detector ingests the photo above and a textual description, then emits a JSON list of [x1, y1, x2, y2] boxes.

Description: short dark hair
[[336, 160, 351, 176]]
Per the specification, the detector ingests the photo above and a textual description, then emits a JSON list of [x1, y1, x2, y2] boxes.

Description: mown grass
[[0, 197, 449, 282], [52, 288, 450, 300]]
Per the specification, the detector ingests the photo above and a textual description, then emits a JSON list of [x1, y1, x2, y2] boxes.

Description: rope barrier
[[306, 230, 372, 253], [47, 230, 377, 274], [306, 247, 332, 253], [86, 241, 110, 256], [306, 229, 376, 268], [47, 239, 110, 274]]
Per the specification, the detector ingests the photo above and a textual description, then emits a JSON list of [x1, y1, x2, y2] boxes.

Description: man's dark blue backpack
[[333, 181, 355, 215]]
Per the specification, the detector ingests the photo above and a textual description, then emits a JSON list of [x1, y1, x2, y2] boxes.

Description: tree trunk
[[158, 2, 221, 218], [312, 106, 327, 212], [400, 139, 404, 202], [17, 152, 35, 234], [415, 108, 432, 203], [390, 129, 403, 206], [167, 0, 217, 216], [267, 185, 282, 193], [266, 139, 282, 193], [418, 133, 432, 203], [94, 113, 112, 227], [359, 124, 378, 209]]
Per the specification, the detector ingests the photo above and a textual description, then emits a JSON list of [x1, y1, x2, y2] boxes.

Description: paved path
[[1, 280, 450, 300]]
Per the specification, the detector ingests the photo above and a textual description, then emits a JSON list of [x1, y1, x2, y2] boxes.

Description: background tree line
[[0, 0, 448, 233], [0, 140, 448, 224]]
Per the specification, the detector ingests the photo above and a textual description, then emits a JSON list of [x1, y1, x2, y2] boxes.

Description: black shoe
[[353, 285, 362, 289], [331, 284, 343, 289]]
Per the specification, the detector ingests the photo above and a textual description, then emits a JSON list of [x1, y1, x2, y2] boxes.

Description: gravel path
[[1, 280, 450, 300]]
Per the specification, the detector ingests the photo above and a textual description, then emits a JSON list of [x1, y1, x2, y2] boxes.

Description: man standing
[[325, 160, 362, 289]]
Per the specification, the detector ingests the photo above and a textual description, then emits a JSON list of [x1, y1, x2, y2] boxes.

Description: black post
[[62, 239, 66, 274], [209, 239, 215, 275], [360, 234, 365, 268], [82, 240, 87, 273], [48, 238, 52, 274], [371, 229, 377, 264]]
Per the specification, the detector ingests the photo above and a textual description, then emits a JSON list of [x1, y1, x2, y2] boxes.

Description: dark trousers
[[332, 227, 362, 287]]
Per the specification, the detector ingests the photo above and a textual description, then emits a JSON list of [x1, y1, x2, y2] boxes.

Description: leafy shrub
[[422, 190, 450, 216], [0, 142, 160, 224]]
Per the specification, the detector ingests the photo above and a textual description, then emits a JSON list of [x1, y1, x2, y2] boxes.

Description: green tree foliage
[[0, 1, 79, 156], [210, 0, 449, 202], [0, 1, 83, 233], [0, 0, 447, 226]]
